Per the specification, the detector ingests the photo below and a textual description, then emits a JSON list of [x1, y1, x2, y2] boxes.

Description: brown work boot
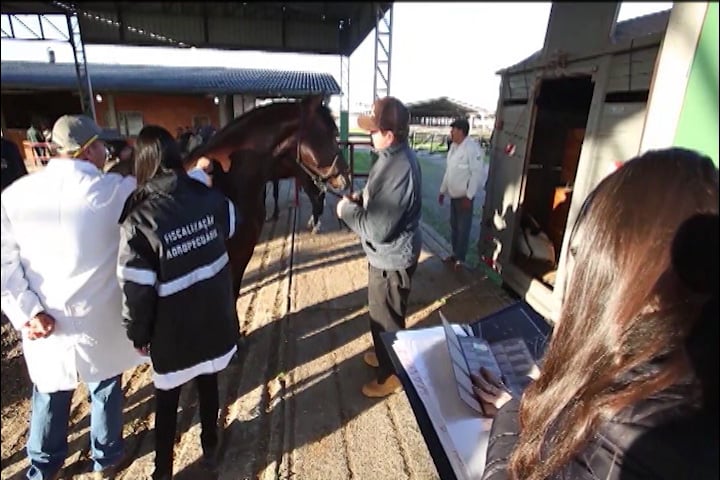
[[363, 350, 379, 368], [362, 375, 402, 398]]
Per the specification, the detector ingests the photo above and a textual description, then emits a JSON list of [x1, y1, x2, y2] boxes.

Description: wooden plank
[[606, 73, 655, 92], [497, 104, 529, 146], [507, 73, 532, 100], [606, 46, 659, 92], [592, 102, 648, 165], [608, 50, 658, 78]]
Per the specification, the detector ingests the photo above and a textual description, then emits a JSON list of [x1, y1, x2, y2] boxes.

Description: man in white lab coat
[[438, 118, 487, 270], [1, 114, 145, 480]]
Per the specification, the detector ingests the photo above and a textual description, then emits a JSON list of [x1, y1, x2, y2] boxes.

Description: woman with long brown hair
[[117, 125, 240, 479], [476, 148, 719, 479]]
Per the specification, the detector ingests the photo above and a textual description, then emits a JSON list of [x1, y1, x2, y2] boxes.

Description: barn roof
[[498, 9, 671, 75], [406, 97, 486, 118], [0, 60, 341, 96], [0, 2, 390, 57]]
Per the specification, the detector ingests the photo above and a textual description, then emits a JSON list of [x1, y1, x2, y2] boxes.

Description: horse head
[[187, 95, 349, 193], [292, 95, 349, 192]]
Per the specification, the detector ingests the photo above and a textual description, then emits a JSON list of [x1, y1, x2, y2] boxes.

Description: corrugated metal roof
[[0, 61, 341, 96], [498, 9, 671, 75], [406, 97, 484, 117], [1, 2, 390, 57], [613, 9, 671, 42]]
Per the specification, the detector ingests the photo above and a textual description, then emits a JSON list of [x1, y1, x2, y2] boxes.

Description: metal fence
[[338, 138, 373, 194]]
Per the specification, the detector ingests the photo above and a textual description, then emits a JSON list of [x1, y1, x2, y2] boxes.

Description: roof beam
[[37, 14, 45, 39], [281, 5, 286, 49], [8, 14, 43, 39], [202, 3, 209, 44], [116, 4, 124, 42]]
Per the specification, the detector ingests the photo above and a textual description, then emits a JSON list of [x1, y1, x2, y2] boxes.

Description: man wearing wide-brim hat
[[336, 96, 423, 398], [1, 114, 145, 479]]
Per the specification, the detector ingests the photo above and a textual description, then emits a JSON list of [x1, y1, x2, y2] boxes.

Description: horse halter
[[294, 141, 343, 195], [292, 108, 344, 197]]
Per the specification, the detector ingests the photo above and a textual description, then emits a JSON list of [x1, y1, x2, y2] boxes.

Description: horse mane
[[314, 103, 339, 136], [219, 103, 296, 140]]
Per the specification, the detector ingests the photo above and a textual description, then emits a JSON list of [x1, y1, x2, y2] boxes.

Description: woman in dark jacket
[[473, 148, 718, 480], [116, 125, 241, 480], [1, 137, 28, 191]]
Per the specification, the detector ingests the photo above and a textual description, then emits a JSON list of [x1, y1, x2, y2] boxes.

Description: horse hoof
[[311, 222, 322, 234]]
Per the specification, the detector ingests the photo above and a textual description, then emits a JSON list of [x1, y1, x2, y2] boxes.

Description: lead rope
[[286, 192, 298, 316]]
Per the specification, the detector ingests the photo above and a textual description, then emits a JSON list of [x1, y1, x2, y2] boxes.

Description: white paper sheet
[[394, 327, 492, 480]]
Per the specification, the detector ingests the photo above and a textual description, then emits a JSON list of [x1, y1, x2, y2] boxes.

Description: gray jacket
[[340, 142, 422, 270]]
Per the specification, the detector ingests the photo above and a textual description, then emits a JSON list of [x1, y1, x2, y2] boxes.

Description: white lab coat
[[440, 136, 487, 201], [1, 159, 145, 393]]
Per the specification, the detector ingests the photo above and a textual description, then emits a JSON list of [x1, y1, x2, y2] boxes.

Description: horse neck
[[237, 104, 302, 155], [273, 151, 302, 180], [191, 103, 316, 181]]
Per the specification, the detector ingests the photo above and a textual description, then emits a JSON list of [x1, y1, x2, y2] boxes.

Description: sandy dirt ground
[[1, 180, 514, 480]]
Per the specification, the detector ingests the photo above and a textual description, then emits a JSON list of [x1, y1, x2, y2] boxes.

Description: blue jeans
[[450, 197, 474, 262], [25, 375, 124, 479]]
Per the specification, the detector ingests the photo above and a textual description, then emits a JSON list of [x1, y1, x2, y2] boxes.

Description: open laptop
[[439, 304, 549, 415]]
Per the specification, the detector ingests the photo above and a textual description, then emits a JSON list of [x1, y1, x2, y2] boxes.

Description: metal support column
[[339, 54, 350, 159], [218, 95, 233, 128], [106, 94, 118, 129], [66, 11, 96, 121], [373, 5, 393, 100]]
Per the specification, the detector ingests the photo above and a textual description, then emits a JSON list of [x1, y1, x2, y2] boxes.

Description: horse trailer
[[480, 2, 718, 321]]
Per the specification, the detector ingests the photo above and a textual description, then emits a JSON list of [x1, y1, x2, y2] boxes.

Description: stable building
[[406, 96, 494, 136], [0, 60, 341, 158]]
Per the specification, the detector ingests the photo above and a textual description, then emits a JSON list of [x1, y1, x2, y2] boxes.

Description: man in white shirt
[[1, 114, 144, 480], [438, 118, 486, 270]]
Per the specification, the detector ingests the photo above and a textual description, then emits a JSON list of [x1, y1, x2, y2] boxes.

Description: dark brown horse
[[187, 95, 349, 296]]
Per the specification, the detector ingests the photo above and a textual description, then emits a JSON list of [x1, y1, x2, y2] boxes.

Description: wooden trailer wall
[[483, 38, 663, 320]]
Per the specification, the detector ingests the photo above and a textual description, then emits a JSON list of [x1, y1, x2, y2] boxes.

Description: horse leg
[[226, 231, 257, 298], [262, 181, 274, 222], [299, 174, 322, 233], [309, 190, 325, 234], [231, 188, 267, 295], [224, 218, 262, 360], [272, 179, 280, 220], [265, 179, 280, 222]]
